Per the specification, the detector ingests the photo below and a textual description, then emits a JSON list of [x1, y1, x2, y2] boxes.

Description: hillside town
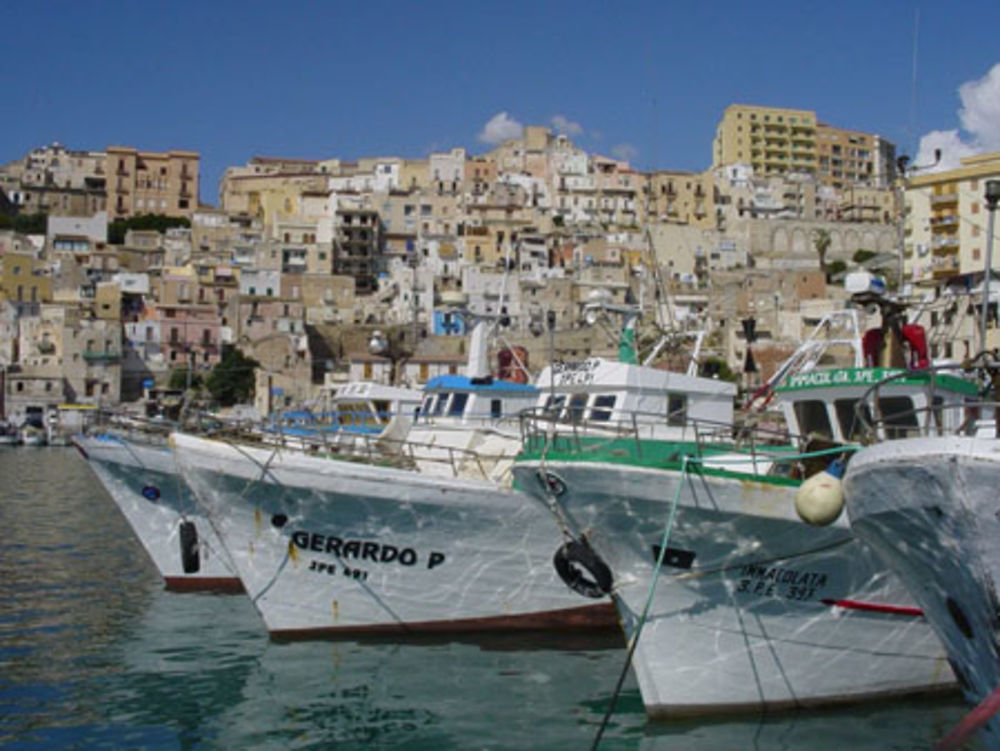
[[2, 102, 998, 429]]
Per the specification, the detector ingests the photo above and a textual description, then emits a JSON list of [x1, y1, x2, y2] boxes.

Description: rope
[[535, 421, 580, 544], [590, 456, 690, 751], [217, 435, 414, 632]]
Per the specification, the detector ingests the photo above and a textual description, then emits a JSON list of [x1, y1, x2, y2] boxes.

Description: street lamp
[[978, 180, 1000, 354]]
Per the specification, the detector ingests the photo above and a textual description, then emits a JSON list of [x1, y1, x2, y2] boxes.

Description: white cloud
[[958, 63, 1000, 151], [916, 62, 1000, 172], [916, 129, 977, 172], [550, 114, 583, 136], [478, 112, 523, 144], [611, 143, 638, 163]]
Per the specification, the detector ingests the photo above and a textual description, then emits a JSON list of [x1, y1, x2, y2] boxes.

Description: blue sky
[[2, 1, 999, 205]]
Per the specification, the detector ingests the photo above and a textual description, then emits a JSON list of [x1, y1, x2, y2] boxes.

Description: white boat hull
[[844, 436, 1000, 740], [513, 459, 954, 716], [73, 434, 242, 592], [171, 432, 617, 637]]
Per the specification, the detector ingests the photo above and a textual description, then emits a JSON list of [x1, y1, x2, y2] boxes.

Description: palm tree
[[812, 228, 832, 278]]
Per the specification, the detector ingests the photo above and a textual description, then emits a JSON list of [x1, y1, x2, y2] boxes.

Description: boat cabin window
[[420, 395, 435, 417], [544, 394, 566, 418], [834, 399, 872, 441], [448, 392, 469, 417], [491, 398, 502, 419], [337, 402, 377, 428], [667, 393, 687, 427], [792, 400, 833, 440], [425, 394, 446, 417], [590, 395, 616, 422], [567, 393, 588, 422], [373, 399, 391, 424], [877, 396, 919, 439]]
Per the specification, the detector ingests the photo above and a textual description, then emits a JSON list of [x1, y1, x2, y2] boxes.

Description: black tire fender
[[553, 539, 613, 599], [179, 520, 201, 574]]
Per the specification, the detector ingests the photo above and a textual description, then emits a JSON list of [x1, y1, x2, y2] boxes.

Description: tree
[[205, 347, 259, 407], [699, 357, 737, 383], [812, 228, 832, 277], [108, 213, 191, 244], [168, 367, 202, 391], [0, 212, 48, 234]]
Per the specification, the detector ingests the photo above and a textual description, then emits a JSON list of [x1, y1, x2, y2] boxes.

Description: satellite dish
[[368, 330, 388, 355], [584, 305, 601, 326], [586, 288, 612, 304]]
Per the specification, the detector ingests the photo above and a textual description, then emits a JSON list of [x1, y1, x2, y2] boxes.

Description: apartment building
[[106, 146, 199, 219], [645, 170, 716, 229], [332, 207, 382, 294], [816, 124, 896, 190], [713, 104, 819, 178], [2, 143, 107, 217], [905, 151, 1000, 283], [0, 251, 53, 308], [713, 104, 896, 192]]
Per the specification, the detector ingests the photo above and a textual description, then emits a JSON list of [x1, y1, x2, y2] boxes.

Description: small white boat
[[19, 424, 47, 446], [0, 421, 19, 445]]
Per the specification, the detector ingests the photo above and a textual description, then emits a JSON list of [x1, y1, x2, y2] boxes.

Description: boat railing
[[517, 406, 801, 475], [82, 408, 178, 445], [852, 360, 995, 440], [196, 419, 519, 484]]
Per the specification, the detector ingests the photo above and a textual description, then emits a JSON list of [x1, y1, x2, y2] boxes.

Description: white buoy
[[794, 459, 846, 526]]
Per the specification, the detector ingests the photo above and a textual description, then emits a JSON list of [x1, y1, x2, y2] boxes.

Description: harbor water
[[0, 447, 981, 750]]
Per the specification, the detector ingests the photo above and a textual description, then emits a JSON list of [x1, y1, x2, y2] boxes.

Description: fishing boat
[[843, 357, 1000, 744], [169, 315, 726, 637], [511, 280, 962, 717], [0, 420, 19, 445], [72, 423, 244, 592], [19, 423, 47, 446]]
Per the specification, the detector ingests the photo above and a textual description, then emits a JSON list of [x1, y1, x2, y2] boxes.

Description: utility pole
[[895, 148, 941, 289], [979, 180, 1000, 354]]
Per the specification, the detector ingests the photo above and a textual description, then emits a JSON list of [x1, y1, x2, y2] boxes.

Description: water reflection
[[0, 448, 981, 750]]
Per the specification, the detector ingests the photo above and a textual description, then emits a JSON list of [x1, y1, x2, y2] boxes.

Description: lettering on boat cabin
[[552, 358, 600, 386], [291, 531, 447, 579], [734, 563, 829, 602], [783, 368, 899, 390]]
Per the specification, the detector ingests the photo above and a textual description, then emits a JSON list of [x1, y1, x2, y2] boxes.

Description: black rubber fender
[[179, 520, 201, 574], [553, 539, 613, 599]]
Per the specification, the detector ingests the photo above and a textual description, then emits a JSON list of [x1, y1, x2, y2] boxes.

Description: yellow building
[[713, 104, 895, 192], [713, 104, 818, 178], [906, 151, 1000, 282], [106, 146, 199, 219], [0, 252, 53, 305], [644, 170, 716, 229]]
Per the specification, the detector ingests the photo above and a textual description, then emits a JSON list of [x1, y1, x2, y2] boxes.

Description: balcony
[[931, 193, 958, 207], [930, 214, 959, 228], [932, 236, 960, 255]]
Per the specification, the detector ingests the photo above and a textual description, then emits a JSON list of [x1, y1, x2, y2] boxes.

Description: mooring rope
[[590, 455, 691, 751], [218, 435, 414, 631]]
